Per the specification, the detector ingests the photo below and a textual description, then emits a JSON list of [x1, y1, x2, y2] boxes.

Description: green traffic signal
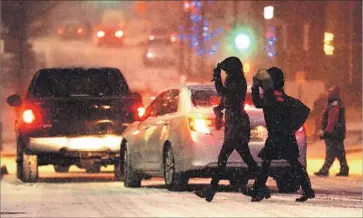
[[223, 25, 257, 58]]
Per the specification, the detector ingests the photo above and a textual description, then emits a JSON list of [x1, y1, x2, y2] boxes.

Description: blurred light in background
[[264, 6, 274, 20], [114, 30, 124, 38], [324, 32, 334, 55], [235, 33, 251, 50], [97, 30, 105, 38], [243, 62, 251, 73]]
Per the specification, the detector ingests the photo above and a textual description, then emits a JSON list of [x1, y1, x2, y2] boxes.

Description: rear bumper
[[97, 37, 124, 45], [174, 131, 307, 174], [27, 134, 123, 153]]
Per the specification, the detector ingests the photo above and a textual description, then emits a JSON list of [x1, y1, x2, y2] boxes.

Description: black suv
[[7, 67, 143, 182]]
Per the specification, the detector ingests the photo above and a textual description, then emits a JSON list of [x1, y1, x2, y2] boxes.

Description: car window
[[30, 68, 130, 98], [142, 91, 169, 120], [158, 89, 179, 116]]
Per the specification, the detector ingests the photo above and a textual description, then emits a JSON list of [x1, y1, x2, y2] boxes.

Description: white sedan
[[120, 84, 307, 192]]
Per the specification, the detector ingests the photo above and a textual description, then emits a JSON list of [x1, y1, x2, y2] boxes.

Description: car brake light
[[149, 35, 155, 40], [23, 109, 35, 124], [137, 107, 145, 118], [188, 117, 212, 134], [97, 30, 105, 38], [57, 28, 64, 34], [244, 103, 254, 110], [297, 126, 304, 133], [115, 30, 124, 38], [77, 28, 84, 34]]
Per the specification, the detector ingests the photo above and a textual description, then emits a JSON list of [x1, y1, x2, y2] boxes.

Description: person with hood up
[[195, 57, 260, 202], [250, 67, 315, 202], [314, 85, 349, 177]]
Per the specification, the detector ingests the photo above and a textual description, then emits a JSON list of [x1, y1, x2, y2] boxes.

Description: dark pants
[[253, 159, 313, 194], [210, 140, 258, 189], [320, 139, 349, 173]]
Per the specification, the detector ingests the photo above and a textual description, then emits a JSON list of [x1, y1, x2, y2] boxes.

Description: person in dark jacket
[[195, 57, 259, 202], [311, 93, 328, 141], [250, 67, 315, 202], [314, 85, 349, 177]]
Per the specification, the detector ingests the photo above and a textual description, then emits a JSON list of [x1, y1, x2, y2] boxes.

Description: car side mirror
[[7, 94, 22, 107]]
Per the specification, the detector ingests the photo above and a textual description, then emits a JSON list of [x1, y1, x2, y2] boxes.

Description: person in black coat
[[195, 57, 259, 202], [250, 67, 315, 202]]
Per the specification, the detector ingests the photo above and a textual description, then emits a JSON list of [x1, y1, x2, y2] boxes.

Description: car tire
[[21, 152, 39, 183], [163, 146, 188, 191], [86, 165, 101, 173], [54, 164, 70, 173], [114, 161, 123, 180], [123, 149, 141, 188], [275, 169, 300, 193]]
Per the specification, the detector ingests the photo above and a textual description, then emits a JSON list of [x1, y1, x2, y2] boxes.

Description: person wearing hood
[[195, 57, 259, 202], [250, 67, 315, 202], [314, 85, 349, 177]]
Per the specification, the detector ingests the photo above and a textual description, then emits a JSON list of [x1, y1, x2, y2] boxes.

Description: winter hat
[[219, 56, 243, 75], [267, 67, 285, 90], [328, 85, 340, 98]]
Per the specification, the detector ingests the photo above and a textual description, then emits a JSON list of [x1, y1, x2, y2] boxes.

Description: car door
[[131, 96, 161, 170], [135, 91, 169, 171], [146, 89, 179, 171]]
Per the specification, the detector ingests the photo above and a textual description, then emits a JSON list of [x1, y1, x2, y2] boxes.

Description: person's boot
[[314, 170, 329, 177], [195, 186, 216, 202], [296, 188, 315, 202], [251, 187, 271, 202], [336, 167, 349, 177]]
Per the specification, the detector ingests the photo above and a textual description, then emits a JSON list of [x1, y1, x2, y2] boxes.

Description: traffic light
[[235, 33, 251, 50], [324, 32, 334, 55], [223, 25, 256, 59]]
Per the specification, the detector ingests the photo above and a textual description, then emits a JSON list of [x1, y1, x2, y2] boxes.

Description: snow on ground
[[1, 174, 362, 217]]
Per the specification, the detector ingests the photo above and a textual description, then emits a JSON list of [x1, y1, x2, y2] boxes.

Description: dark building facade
[[251, 1, 362, 105]]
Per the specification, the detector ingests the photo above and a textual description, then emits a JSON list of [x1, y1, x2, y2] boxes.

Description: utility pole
[[198, 0, 206, 79]]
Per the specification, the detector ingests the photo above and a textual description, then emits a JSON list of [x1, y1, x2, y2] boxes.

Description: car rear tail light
[[77, 28, 84, 34], [115, 30, 124, 38], [148, 35, 155, 40], [57, 28, 64, 35], [244, 103, 254, 110], [97, 30, 105, 38], [137, 107, 145, 118], [22, 109, 35, 124], [297, 126, 304, 133], [188, 117, 213, 135]]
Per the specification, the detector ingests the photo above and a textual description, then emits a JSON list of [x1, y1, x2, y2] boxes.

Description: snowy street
[[1, 167, 362, 217]]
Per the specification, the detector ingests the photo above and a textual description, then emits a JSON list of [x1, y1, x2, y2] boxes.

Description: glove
[[252, 76, 261, 87], [318, 130, 325, 139]]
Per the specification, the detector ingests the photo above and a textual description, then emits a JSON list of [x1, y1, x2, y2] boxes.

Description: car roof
[[38, 67, 121, 73], [186, 83, 252, 93]]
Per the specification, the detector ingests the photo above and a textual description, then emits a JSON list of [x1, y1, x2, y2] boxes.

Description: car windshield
[[190, 87, 253, 108], [31, 68, 130, 97]]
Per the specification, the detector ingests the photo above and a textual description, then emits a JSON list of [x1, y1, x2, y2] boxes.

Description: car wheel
[[21, 152, 39, 183], [114, 161, 123, 180], [54, 164, 70, 173], [86, 165, 101, 173], [275, 169, 300, 193], [123, 149, 141, 188], [163, 146, 188, 191]]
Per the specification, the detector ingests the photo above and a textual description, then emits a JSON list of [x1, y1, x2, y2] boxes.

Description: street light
[[264, 6, 274, 20], [235, 33, 251, 50]]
